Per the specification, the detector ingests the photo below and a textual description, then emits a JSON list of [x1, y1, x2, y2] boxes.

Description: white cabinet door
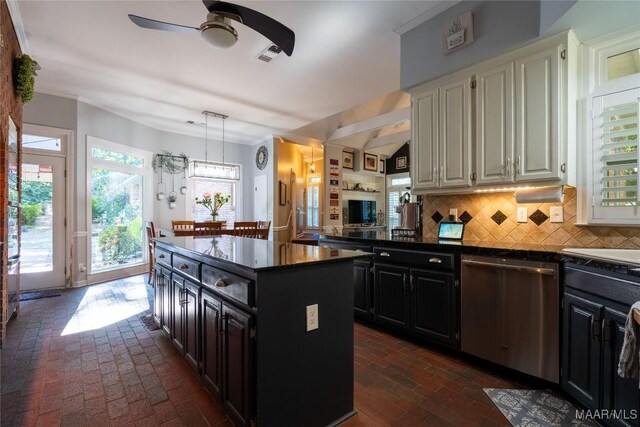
[[476, 63, 514, 185], [439, 76, 473, 188], [411, 88, 439, 190], [515, 45, 562, 181]]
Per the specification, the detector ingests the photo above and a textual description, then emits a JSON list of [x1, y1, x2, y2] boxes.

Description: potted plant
[[13, 54, 38, 104], [168, 192, 177, 209], [447, 17, 465, 50]]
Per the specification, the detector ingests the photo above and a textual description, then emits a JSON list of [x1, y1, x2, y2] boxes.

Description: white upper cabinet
[[439, 77, 473, 188], [514, 45, 562, 182], [411, 76, 472, 191], [411, 86, 439, 190], [476, 63, 514, 185], [411, 31, 577, 195]]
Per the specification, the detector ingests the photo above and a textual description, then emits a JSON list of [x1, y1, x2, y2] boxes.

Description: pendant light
[[310, 146, 316, 173], [188, 111, 240, 180]]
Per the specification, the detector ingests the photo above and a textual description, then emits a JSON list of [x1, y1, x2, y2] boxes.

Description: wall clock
[[256, 145, 269, 170]]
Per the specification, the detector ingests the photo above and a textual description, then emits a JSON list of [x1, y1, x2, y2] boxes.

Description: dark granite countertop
[[320, 232, 640, 272], [155, 235, 372, 273], [319, 231, 564, 262]]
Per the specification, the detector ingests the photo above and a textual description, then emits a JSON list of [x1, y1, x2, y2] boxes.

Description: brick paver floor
[[1, 275, 523, 426]]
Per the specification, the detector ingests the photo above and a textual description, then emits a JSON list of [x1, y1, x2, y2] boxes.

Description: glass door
[[20, 154, 66, 290]]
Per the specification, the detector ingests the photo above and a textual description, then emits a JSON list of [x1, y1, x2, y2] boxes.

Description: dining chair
[[234, 221, 258, 230], [257, 220, 271, 240], [193, 221, 223, 236], [171, 220, 194, 232], [145, 221, 156, 284]]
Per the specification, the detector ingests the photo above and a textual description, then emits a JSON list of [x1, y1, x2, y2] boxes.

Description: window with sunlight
[[307, 174, 321, 229], [89, 139, 150, 273], [387, 175, 411, 230], [191, 179, 237, 224]]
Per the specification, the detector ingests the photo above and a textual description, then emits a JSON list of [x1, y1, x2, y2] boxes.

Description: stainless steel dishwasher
[[461, 254, 559, 383]]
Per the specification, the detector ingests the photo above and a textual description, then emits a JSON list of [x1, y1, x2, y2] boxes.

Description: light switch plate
[[517, 207, 528, 223], [306, 304, 318, 331], [550, 206, 563, 223]]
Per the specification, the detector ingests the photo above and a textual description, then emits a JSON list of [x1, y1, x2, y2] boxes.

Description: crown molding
[[6, 1, 30, 54]]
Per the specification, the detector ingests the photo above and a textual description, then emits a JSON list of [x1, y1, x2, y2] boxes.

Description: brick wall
[[1, 0, 23, 344], [422, 187, 640, 248]]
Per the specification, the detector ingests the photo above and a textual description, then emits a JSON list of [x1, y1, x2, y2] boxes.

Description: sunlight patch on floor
[[61, 276, 150, 336]]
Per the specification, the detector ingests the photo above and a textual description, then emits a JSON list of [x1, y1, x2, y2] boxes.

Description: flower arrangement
[[195, 192, 231, 220]]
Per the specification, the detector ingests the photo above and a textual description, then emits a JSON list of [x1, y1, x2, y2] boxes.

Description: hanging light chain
[[201, 110, 229, 165], [222, 116, 225, 164], [204, 112, 209, 162]]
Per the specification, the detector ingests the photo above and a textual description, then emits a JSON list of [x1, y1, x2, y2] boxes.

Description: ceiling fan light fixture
[[200, 15, 238, 49]]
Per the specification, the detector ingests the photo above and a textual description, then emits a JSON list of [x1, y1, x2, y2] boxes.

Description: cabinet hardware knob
[[179, 264, 188, 270], [158, 254, 165, 259], [500, 345, 508, 351], [380, 252, 391, 257], [429, 257, 442, 264], [215, 279, 227, 288]]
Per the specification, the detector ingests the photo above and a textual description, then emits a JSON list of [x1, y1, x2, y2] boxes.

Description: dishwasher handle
[[462, 259, 556, 276]]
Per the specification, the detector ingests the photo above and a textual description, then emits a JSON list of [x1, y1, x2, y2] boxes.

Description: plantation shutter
[[591, 87, 639, 222]]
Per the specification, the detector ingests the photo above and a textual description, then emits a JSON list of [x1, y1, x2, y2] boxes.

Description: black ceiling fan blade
[[128, 14, 200, 35], [202, 1, 295, 56]]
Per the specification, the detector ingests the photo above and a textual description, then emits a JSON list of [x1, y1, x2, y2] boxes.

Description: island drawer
[[155, 246, 172, 267], [202, 265, 255, 307], [172, 254, 200, 282], [374, 247, 454, 270]]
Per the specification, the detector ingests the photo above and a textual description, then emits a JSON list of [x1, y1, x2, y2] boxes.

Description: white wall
[[401, 1, 545, 89], [23, 93, 256, 286]]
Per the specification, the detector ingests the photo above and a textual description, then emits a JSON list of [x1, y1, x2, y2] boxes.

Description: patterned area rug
[[19, 289, 62, 301], [139, 313, 160, 331], [484, 389, 598, 427]]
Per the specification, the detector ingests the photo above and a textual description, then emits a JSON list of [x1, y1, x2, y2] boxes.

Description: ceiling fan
[[128, 0, 295, 56]]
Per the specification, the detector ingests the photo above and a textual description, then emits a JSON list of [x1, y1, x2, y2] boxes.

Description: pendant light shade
[[188, 160, 239, 180], [188, 111, 240, 181]]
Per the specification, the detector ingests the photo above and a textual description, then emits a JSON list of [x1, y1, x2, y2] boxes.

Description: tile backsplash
[[422, 187, 640, 248]]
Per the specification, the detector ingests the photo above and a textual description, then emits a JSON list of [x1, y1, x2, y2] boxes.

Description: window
[[190, 179, 237, 224], [307, 174, 321, 229], [88, 137, 151, 273], [590, 87, 639, 223], [387, 174, 411, 229], [23, 134, 62, 152], [583, 31, 640, 225], [606, 49, 640, 82]]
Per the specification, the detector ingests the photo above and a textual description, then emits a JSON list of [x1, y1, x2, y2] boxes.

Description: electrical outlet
[[79, 263, 86, 273], [550, 206, 564, 223], [306, 304, 318, 331], [449, 208, 458, 221], [517, 207, 528, 223]]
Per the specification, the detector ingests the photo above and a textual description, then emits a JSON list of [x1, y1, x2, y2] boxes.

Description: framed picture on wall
[[364, 153, 378, 171], [279, 180, 287, 206], [396, 156, 407, 169], [379, 159, 385, 174], [342, 151, 354, 169]]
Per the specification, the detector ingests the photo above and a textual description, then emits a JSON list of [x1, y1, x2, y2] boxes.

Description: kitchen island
[[152, 235, 371, 427]]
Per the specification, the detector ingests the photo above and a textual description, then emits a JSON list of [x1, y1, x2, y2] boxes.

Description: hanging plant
[[152, 151, 189, 174], [13, 54, 38, 104]]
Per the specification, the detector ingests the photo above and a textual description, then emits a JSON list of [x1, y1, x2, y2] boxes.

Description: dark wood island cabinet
[[152, 235, 371, 427]]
